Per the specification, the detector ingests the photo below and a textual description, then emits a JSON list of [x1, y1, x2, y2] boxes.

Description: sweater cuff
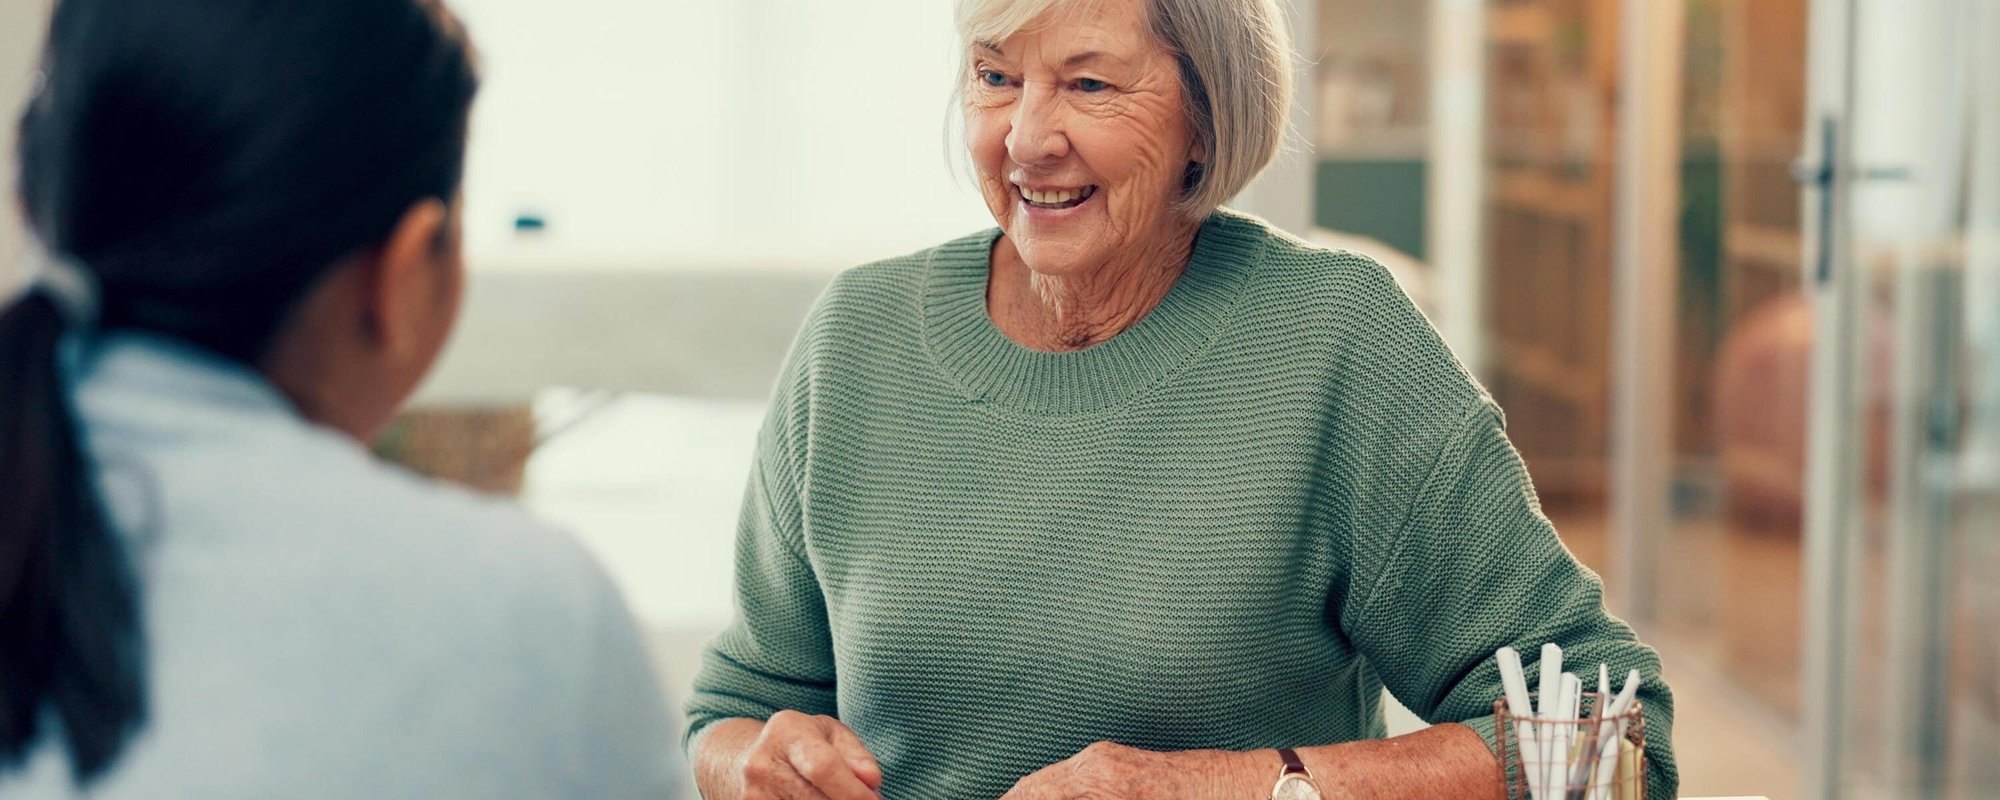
[[1459, 714, 1521, 791], [684, 718, 718, 770], [1462, 711, 1500, 753]]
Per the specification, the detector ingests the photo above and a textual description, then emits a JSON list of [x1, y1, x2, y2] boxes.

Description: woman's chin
[[1015, 246, 1112, 279], [1006, 215, 1110, 271]]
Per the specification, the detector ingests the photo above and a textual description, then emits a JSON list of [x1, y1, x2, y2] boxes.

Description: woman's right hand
[[706, 710, 885, 800]]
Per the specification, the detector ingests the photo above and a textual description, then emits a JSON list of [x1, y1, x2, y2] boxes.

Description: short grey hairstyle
[[954, 0, 1294, 216]]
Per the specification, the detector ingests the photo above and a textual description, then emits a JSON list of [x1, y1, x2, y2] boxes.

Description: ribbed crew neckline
[[922, 209, 1271, 416]]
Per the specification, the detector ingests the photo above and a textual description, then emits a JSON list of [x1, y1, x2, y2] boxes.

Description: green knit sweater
[[685, 210, 1676, 799]]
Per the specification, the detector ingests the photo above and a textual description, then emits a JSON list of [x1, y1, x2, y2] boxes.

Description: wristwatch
[[1269, 747, 1322, 800]]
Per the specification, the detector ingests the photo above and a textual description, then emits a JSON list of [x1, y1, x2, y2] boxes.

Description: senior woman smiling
[[685, 0, 1678, 797]]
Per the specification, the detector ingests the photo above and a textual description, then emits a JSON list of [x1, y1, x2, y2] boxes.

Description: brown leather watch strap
[[1277, 747, 1308, 776]]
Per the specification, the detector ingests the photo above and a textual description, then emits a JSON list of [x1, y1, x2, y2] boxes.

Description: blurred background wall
[[448, 0, 992, 275]]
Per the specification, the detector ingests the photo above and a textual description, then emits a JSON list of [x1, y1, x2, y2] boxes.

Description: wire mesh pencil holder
[[1494, 693, 1646, 800]]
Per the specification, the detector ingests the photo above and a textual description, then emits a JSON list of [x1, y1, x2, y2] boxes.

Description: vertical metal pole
[[1608, 0, 1684, 622], [1877, 1, 1968, 792], [1427, 0, 1489, 375], [1883, 260, 1960, 797], [1800, 0, 1863, 796]]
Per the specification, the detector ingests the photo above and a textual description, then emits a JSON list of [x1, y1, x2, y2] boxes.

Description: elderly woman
[[685, 0, 1677, 797]]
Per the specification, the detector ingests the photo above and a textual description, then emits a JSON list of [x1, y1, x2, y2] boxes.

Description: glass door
[[1803, 0, 2000, 795], [1651, 0, 1816, 721]]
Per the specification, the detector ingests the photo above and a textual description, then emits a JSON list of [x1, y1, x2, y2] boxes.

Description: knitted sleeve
[[1342, 402, 1679, 799], [680, 372, 839, 760]]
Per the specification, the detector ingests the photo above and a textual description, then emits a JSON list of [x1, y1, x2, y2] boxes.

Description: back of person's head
[[0, 0, 478, 784]]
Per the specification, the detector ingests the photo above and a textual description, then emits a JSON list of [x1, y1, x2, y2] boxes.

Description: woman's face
[[964, 0, 1201, 278]]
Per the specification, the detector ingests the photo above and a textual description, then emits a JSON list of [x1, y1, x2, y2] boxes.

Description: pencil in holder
[[1493, 692, 1646, 800]]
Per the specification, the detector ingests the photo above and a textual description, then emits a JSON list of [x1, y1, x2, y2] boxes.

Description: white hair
[[953, 0, 1294, 216]]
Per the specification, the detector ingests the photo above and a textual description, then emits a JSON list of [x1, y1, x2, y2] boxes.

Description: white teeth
[[1021, 186, 1089, 205]]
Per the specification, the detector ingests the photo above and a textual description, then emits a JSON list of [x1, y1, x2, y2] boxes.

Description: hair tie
[[34, 252, 101, 332]]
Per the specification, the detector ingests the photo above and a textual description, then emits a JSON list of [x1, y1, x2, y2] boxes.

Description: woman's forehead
[[973, 0, 1160, 65]]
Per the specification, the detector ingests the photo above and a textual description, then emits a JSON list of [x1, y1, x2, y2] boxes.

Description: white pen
[[1556, 672, 1582, 798], [1566, 662, 1611, 796], [1536, 644, 1564, 797], [1496, 647, 1545, 800], [1586, 668, 1642, 800]]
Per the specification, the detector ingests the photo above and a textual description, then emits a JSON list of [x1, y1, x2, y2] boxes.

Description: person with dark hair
[[0, 0, 686, 796]]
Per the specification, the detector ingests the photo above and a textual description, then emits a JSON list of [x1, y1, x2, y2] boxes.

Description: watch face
[[1272, 774, 1322, 800]]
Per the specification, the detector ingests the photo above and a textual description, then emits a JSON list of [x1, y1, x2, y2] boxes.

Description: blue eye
[[979, 70, 1009, 87], [1076, 78, 1109, 92]]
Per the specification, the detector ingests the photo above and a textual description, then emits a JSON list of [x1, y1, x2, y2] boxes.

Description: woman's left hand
[[999, 741, 1257, 800]]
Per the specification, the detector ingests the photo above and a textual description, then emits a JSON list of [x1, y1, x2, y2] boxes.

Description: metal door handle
[[1797, 118, 1840, 287], [1792, 161, 1916, 184]]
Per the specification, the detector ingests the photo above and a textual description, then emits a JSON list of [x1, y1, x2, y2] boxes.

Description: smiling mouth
[[1018, 185, 1098, 210]]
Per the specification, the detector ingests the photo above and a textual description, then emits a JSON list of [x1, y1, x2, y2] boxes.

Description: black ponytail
[[1, 0, 478, 783], [0, 290, 141, 781]]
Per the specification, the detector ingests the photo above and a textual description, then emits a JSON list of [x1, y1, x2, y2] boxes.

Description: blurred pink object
[[1712, 294, 1890, 528]]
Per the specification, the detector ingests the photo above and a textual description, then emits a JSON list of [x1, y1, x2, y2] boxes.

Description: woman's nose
[[1005, 85, 1070, 165]]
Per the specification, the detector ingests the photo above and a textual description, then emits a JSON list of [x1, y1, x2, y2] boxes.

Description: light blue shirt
[[5, 333, 686, 798]]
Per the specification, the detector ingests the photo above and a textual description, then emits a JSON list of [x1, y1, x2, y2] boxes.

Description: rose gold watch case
[[1272, 772, 1322, 800]]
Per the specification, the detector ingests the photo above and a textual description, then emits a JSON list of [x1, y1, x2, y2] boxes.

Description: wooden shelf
[[1494, 340, 1604, 410], [1482, 0, 1619, 502], [1726, 222, 1804, 270], [1492, 167, 1602, 220], [1317, 127, 1431, 160], [1488, 4, 1557, 48]]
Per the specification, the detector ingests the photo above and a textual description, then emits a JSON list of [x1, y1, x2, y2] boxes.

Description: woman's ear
[[364, 198, 452, 361], [1183, 137, 1210, 193], [1186, 129, 1210, 165]]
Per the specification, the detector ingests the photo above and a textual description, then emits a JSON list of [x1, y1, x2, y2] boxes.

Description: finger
[[823, 720, 885, 789], [767, 767, 836, 800], [788, 738, 881, 800], [742, 753, 831, 800]]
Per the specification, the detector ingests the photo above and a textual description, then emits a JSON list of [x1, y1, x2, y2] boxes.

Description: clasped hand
[[1001, 741, 1249, 800], [733, 713, 1245, 800]]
